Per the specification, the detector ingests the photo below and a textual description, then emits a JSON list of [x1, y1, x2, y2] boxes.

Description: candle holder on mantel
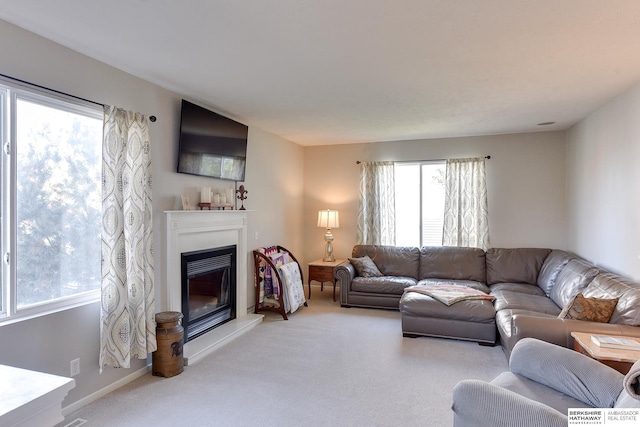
[[236, 185, 248, 210]]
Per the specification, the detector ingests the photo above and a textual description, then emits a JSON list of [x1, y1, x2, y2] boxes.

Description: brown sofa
[[335, 245, 640, 355]]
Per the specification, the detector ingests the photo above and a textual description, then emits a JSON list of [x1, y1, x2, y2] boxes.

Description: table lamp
[[317, 209, 339, 262]]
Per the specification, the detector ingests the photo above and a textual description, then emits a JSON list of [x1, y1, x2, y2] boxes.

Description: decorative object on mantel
[[236, 185, 248, 210], [200, 187, 211, 204], [317, 209, 340, 262], [181, 195, 191, 210], [200, 202, 234, 210]]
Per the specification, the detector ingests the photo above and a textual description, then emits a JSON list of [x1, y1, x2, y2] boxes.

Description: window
[[1, 79, 102, 322], [394, 162, 446, 247]]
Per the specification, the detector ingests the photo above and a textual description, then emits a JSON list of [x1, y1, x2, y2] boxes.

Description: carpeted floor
[[58, 289, 509, 427]]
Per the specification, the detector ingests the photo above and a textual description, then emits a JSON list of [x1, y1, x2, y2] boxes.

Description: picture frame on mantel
[[181, 195, 191, 210]]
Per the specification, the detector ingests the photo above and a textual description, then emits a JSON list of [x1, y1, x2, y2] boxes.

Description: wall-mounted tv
[[177, 99, 248, 181]]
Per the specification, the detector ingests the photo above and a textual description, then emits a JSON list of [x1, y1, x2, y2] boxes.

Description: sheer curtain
[[357, 161, 396, 245], [443, 157, 489, 250], [100, 105, 156, 372]]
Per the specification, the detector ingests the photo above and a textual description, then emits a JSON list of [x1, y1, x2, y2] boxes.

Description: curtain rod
[[0, 73, 157, 122], [356, 155, 490, 164]]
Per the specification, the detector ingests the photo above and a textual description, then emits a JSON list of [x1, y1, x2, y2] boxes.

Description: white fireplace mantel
[[164, 210, 262, 365]]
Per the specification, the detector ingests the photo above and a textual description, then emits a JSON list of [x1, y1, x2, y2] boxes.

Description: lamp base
[[323, 229, 335, 263]]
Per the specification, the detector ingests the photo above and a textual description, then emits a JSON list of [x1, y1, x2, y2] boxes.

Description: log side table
[[308, 259, 345, 302]]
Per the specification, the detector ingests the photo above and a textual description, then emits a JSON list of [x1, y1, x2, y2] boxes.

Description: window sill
[[0, 291, 100, 326]]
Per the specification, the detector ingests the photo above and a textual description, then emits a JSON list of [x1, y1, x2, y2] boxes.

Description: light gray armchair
[[452, 337, 640, 427]]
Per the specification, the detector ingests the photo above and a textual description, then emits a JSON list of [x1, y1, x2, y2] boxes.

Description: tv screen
[[177, 99, 248, 181]]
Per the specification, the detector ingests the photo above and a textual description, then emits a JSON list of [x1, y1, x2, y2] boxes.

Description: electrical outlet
[[70, 358, 80, 377], [255, 231, 259, 240]]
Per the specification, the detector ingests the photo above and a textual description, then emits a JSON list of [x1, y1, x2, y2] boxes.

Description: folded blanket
[[624, 359, 640, 400], [278, 261, 306, 313], [404, 283, 496, 306]]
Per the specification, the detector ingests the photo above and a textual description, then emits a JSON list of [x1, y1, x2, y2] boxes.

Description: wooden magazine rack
[[253, 245, 307, 320]]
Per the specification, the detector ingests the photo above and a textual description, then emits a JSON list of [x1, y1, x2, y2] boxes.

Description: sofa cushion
[[418, 246, 486, 282], [351, 276, 416, 294], [489, 283, 547, 297], [348, 255, 383, 277], [537, 250, 575, 296], [486, 248, 552, 285], [492, 290, 562, 315], [558, 293, 618, 323], [549, 258, 599, 309], [582, 273, 640, 326], [352, 245, 420, 279], [496, 309, 557, 339]]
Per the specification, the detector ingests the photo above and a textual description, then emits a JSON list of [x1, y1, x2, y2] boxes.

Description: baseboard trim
[[61, 364, 151, 416]]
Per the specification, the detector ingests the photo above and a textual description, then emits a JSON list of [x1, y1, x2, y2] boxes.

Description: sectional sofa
[[334, 245, 640, 355]]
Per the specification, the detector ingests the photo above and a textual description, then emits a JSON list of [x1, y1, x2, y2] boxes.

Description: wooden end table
[[571, 332, 640, 374], [308, 259, 345, 302]]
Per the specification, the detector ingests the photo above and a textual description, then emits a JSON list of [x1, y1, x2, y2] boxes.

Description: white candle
[[201, 187, 211, 203], [220, 193, 227, 203], [226, 188, 234, 205], [213, 193, 220, 204]]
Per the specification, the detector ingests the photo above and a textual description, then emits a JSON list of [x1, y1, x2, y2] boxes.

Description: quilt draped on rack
[[278, 261, 307, 313]]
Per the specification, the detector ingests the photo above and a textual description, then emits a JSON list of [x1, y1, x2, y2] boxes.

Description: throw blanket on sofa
[[404, 284, 496, 306]]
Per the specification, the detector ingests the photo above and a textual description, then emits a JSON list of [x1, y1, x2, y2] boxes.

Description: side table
[[308, 259, 345, 302], [571, 331, 640, 374]]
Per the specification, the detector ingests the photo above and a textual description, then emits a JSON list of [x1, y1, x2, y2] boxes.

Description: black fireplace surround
[[181, 245, 236, 342]]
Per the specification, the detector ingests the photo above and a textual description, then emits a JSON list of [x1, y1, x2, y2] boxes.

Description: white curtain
[[100, 105, 156, 372], [357, 161, 396, 245], [443, 157, 489, 250]]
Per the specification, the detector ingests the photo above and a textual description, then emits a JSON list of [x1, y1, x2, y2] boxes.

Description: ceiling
[[2, 0, 640, 146]]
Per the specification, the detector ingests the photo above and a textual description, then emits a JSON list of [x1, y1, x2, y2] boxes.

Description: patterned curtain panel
[[100, 106, 156, 372], [443, 157, 490, 250], [357, 161, 396, 245]]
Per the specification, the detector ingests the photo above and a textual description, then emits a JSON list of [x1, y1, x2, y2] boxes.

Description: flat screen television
[[177, 99, 248, 181]]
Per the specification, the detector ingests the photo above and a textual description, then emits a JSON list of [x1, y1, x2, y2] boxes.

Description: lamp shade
[[317, 209, 339, 229]]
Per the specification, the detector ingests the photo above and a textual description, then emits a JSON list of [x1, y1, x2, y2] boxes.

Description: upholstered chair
[[452, 337, 640, 427]]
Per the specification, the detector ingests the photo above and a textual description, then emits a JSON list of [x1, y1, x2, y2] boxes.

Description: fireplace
[[165, 210, 262, 365], [181, 245, 236, 342]]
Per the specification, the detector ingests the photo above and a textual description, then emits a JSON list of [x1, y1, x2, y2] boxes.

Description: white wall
[[566, 81, 640, 280], [0, 19, 304, 409], [303, 131, 568, 264]]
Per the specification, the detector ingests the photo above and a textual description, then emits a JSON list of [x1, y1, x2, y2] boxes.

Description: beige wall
[[566, 81, 640, 280], [303, 132, 568, 264], [0, 19, 304, 410], [5, 12, 640, 415]]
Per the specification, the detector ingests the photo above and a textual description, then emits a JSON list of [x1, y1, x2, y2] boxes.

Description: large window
[[394, 161, 446, 247], [1, 79, 102, 322]]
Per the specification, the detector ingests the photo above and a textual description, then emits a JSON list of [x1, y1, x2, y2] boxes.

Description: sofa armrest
[[335, 263, 356, 292], [335, 262, 356, 282], [511, 314, 640, 348], [509, 338, 624, 408], [452, 379, 567, 427]]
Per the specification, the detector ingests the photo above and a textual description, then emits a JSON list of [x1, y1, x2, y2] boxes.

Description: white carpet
[[58, 290, 508, 427]]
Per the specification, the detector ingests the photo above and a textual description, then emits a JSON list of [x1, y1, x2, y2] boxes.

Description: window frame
[[394, 160, 446, 247], [0, 77, 102, 325]]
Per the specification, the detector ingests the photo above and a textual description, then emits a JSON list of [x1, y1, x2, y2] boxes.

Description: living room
[[1, 1, 640, 425]]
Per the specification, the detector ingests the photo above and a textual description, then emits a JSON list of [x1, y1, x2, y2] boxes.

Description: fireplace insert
[[181, 245, 236, 342]]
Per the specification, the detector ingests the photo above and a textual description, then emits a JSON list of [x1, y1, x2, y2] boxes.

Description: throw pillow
[[558, 293, 618, 322], [349, 255, 383, 277]]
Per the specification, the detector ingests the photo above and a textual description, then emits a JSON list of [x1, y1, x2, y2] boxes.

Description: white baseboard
[[61, 364, 151, 416]]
